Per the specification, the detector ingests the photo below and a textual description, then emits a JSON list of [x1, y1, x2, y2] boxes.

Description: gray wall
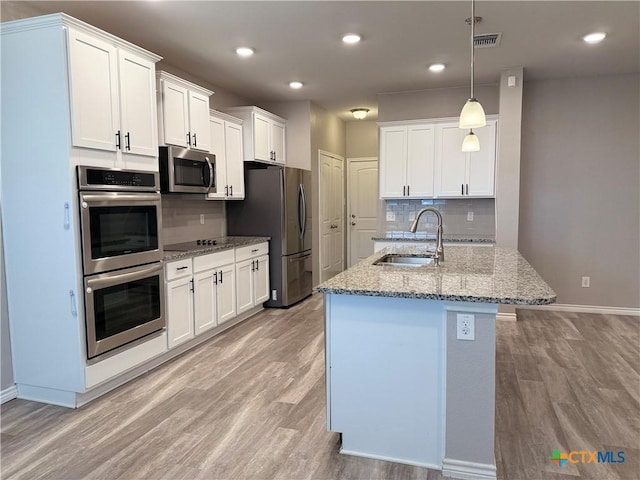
[[378, 84, 499, 122], [161, 196, 226, 246], [519, 74, 640, 308], [260, 100, 313, 171], [346, 120, 378, 159]]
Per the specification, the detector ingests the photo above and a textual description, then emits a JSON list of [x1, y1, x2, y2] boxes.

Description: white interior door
[[319, 151, 344, 282], [348, 159, 378, 267]]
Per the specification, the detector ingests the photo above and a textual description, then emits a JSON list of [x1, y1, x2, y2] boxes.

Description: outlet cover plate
[[456, 313, 475, 341]]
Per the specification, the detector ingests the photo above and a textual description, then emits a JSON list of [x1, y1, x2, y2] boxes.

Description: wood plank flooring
[[1, 296, 638, 479]]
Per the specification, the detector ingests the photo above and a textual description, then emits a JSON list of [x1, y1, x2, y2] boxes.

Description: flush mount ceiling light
[[342, 33, 361, 44], [350, 108, 370, 120], [236, 47, 255, 57], [429, 63, 446, 73], [459, 0, 486, 151], [583, 32, 607, 44], [289, 81, 303, 89]]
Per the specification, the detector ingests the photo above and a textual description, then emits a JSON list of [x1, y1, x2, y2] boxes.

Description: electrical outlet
[[200, 214, 205, 225], [467, 211, 474, 222], [581, 276, 590, 288], [386, 212, 396, 221], [271, 289, 278, 301], [456, 313, 475, 341]]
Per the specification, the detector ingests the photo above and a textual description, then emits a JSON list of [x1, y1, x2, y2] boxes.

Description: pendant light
[[459, 0, 486, 151]]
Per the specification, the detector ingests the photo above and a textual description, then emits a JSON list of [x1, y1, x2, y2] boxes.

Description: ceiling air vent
[[474, 33, 502, 48]]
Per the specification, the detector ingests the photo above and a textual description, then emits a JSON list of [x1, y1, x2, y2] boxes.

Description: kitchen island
[[317, 244, 555, 480]]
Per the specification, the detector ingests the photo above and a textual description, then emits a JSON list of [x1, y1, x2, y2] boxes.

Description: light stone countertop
[[163, 236, 270, 261], [373, 231, 495, 243], [317, 244, 556, 305]]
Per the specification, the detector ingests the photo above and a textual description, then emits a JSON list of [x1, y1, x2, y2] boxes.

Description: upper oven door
[[80, 191, 162, 275]]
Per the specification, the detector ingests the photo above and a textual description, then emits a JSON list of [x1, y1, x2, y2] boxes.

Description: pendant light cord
[[470, 0, 475, 99]]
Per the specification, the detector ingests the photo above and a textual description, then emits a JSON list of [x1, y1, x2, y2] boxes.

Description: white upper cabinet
[[157, 71, 213, 152], [434, 119, 497, 198], [379, 124, 434, 198], [222, 106, 286, 165], [207, 110, 245, 200], [67, 27, 159, 159]]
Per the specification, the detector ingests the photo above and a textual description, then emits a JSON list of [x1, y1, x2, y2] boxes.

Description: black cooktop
[[164, 239, 218, 251]]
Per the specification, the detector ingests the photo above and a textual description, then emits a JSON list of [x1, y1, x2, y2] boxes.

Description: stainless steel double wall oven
[[78, 166, 165, 360]]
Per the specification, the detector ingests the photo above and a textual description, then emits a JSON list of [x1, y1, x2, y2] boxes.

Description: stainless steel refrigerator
[[227, 164, 312, 307]]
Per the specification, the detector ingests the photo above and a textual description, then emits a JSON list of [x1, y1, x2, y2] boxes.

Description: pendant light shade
[[459, 98, 486, 129], [462, 130, 480, 152], [460, 0, 486, 149]]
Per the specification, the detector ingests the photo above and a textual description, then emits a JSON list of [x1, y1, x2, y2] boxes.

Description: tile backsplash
[[379, 198, 495, 237], [161, 195, 226, 245]]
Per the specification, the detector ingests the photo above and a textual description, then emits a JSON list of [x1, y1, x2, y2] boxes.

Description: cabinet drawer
[[235, 242, 269, 263], [193, 248, 235, 273], [165, 258, 193, 281]]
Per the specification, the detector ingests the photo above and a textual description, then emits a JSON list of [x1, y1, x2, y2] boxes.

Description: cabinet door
[[216, 263, 237, 324], [161, 81, 189, 147], [271, 120, 286, 165], [188, 91, 211, 152], [67, 28, 119, 152], [193, 271, 217, 335], [118, 50, 157, 157], [435, 124, 467, 197], [207, 116, 227, 199], [166, 277, 194, 348], [253, 113, 271, 161], [406, 125, 435, 197], [254, 255, 270, 305], [467, 121, 497, 197], [225, 121, 245, 199], [235, 259, 255, 314], [379, 126, 407, 198]]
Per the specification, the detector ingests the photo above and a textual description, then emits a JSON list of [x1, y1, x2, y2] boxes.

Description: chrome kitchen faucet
[[409, 207, 444, 264]]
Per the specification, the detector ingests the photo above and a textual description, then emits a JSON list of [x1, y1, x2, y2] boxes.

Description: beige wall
[[519, 73, 640, 308], [346, 120, 378, 159], [260, 100, 312, 171], [378, 84, 499, 122]]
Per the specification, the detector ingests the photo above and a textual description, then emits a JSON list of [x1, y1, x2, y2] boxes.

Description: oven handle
[[80, 192, 161, 204], [85, 263, 164, 291], [205, 156, 214, 193]]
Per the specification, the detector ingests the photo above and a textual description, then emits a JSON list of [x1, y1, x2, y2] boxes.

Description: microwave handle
[[205, 156, 214, 193]]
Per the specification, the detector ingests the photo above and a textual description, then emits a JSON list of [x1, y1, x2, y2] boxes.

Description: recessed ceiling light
[[236, 47, 255, 57], [429, 63, 446, 73], [583, 32, 606, 44], [289, 81, 303, 89], [342, 33, 361, 44]]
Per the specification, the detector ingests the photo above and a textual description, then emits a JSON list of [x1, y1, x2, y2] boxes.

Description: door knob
[[351, 222, 356, 226], [351, 214, 356, 218]]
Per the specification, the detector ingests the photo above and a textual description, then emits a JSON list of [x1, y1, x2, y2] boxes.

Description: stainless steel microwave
[[159, 146, 216, 194]]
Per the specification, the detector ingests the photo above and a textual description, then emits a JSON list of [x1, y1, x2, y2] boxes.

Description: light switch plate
[[386, 212, 396, 221]]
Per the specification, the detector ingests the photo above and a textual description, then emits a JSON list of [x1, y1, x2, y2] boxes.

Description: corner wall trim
[[496, 312, 517, 322], [442, 458, 497, 480], [517, 304, 640, 317], [1, 385, 18, 404]]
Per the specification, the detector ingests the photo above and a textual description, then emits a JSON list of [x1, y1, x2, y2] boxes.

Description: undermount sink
[[373, 254, 436, 267]]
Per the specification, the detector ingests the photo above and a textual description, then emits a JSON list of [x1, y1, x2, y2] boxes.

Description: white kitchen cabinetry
[[235, 243, 270, 315], [207, 110, 245, 200], [157, 71, 213, 152], [379, 124, 435, 198], [434, 120, 497, 198], [66, 26, 160, 161], [165, 259, 195, 348], [193, 249, 237, 332], [222, 106, 286, 165]]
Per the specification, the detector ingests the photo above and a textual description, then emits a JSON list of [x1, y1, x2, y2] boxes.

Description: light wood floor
[[1, 295, 638, 479]]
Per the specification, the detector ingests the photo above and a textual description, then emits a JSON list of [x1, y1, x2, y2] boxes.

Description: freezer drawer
[[271, 251, 312, 307]]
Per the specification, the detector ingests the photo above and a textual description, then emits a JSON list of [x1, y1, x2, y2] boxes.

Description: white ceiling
[[18, 1, 640, 121]]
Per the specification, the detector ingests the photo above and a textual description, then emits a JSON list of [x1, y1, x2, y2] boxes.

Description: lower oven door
[[85, 263, 165, 359]]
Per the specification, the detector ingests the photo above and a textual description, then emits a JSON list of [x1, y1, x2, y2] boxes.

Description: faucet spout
[[409, 207, 444, 264]]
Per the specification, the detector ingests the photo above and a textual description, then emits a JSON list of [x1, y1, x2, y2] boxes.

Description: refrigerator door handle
[[297, 183, 304, 240], [299, 183, 307, 240]]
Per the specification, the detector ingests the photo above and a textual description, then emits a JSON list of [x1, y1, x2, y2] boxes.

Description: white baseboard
[[496, 312, 517, 322], [340, 447, 441, 471], [518, 303, 640, 317], [442, 458, 497, 480], [1, 385, 18, 404]]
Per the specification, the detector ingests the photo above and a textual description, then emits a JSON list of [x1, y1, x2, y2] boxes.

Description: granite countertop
[[163, 236, 270, 261], [373, 231, 495, 243], [317, 244, 556, 305]]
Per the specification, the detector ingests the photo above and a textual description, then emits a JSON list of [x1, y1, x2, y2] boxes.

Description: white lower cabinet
[[235, 243, 270, 315], [165, 259, 195, 349]]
